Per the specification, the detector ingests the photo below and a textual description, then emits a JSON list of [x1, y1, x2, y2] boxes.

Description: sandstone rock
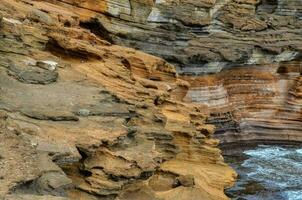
[[35, 172, 73, 196], [28, 9, 54, 25], [21, 109, 79, 121], [77, 169, 123, 196], [0, 1, 265, 200], [7, 61, 58, 84], [183, 64, 302, 144], [4, 195, 69, 200], [148, 172, 178, 191], [60, 0, 302, 75], [0, 111, 8, 120], [177, 175, 195, 187], [36, 142, 81, 165], [2, 17, 22, 25], [10, 69, 58, 84], [0, 126, 41, 197], [116, 182, 160, 200], [0, 1, 298, 200]]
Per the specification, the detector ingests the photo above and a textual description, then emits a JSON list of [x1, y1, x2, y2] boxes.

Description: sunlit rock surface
[[59, 0, 302, 144], [1, 0, 302, 199], [52, 0, 302, 73], [36, 0, 302, 144], [0, 1, 235, 200]]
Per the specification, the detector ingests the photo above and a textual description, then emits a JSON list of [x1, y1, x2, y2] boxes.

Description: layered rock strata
[[0, 1, 235, 200], [45, 0, 302, 73], [39, 0, 302, 144], [183, 63, 302, 144], [1, 0, 302, 199]]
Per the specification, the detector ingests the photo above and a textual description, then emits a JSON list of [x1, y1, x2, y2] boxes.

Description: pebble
[[77, 109, 90, 117], [37, 60, 58, 71]]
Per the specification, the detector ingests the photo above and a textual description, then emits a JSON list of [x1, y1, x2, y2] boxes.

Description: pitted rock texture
[[0, 1, 235, 200]]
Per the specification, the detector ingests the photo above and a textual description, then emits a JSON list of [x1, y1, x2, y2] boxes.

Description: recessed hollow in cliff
[[257, 0, 278, 14], [79, 18, 113, 43], [45, 38, 101, 61]]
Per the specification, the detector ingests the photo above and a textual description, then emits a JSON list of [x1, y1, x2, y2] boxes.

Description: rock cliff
[[0, 1, 235, 200], [0, 0, 301, 200], [183, 62, 302, 144], [59, 0, 302, 73], [52, 0, 302, 144]]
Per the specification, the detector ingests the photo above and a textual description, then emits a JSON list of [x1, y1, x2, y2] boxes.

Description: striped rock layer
[[51, 0, 302, 144], [1, 0, 302, 200]]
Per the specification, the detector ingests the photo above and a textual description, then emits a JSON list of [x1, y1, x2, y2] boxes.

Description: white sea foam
[[244, 146, 290, 158], [283, 191, 302, 200], [296, 148, 302, 155], [242, 146, 302, 191], [227, 145, 302, 199]]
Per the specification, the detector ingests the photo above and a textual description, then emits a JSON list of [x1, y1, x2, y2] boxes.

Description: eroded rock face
[[48, 0, 302, 74], [0, 1, 235, 200], [183, 63, 302, 144], [41, 0, 302, 144], [1, 0, 301, 199]]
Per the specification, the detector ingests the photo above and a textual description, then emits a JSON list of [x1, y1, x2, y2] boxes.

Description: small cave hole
[[46, 38, 93, 60], [64, 21, 71, 27], [79, 169, 92, 177], [9, 179, 36, 194], [79, 18, 113, 43], [140, 171, 154, 180], [277, 66, 288, 74], [76, 146, 89, 161], [121, 58, 131, 69]]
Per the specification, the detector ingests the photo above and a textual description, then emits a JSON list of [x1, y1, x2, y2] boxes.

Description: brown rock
[[177, 175, 195, 187], [13, 1, 302, 200]]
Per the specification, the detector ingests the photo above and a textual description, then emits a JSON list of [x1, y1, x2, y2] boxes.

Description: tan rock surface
[[1, 0, 301, 199], [0, 1, 236, 200], [40, 0, 301, 145]]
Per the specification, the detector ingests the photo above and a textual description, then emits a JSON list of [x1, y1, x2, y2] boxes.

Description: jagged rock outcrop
[[0, 1, 235, 200]]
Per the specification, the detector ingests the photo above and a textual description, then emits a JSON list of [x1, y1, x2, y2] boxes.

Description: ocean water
[[225, 145, 302, 200]]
